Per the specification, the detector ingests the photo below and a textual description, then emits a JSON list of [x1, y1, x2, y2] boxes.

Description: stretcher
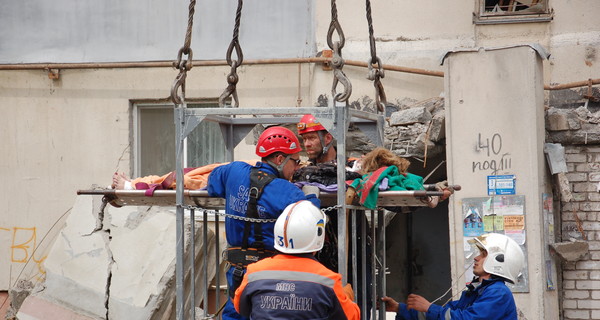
[[77, 184, 460, 209]]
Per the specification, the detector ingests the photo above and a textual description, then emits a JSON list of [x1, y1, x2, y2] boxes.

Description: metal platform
[[77, 188, 447, 209]]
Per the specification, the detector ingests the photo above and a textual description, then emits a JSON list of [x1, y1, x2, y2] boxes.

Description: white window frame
[[132, 99, 225, 178]]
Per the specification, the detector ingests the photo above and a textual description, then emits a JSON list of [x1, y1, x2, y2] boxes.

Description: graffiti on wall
[[472, 133, 512, 175], [1, 226, 47, 281]]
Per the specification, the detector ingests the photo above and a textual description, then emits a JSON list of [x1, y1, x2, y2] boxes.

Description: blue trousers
[[222, 265, 249, 320]]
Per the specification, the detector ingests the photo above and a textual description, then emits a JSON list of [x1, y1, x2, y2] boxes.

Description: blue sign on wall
[[487, 175, 516, 195]]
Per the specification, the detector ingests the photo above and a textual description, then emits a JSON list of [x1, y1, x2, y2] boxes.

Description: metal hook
[[218, 85, 239, 108], [374, 78, 386, 113], [171, 71, 187, 105], [330, 42, 352, 103], [367, 57, 386, 113], [219, 64, 240, 108], [332, 68, 352, 103]]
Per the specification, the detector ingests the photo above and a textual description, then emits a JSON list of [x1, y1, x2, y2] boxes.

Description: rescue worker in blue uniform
[[208, 126, 320, 320], [297, 114, 373, 314], [234, 200, 360, 320], [381, 233, 525, 320]]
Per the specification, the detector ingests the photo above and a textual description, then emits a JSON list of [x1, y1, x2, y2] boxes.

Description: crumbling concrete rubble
[[14, 195, 217, 320], [546, 105, 600, 145], [346, 95, 446, 160], [315, 94, 447, 160]]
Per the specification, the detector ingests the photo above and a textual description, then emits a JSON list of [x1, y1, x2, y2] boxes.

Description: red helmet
[[256, 127, 301, 157], [297, 114, 327, 135]]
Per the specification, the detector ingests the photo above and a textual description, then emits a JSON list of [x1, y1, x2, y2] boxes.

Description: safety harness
[[227, 168, 277, 297]]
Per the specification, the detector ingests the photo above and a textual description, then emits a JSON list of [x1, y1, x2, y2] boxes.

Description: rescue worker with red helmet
[[208, 126, 321, 320], [234, 200, 360, 320], [296, 114, 373, 315], [297, 114, 337, 164], [381, 233, 525, 320]]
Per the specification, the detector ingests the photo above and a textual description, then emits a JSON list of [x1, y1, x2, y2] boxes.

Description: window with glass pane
[[136, 103, 226, 177], [475, 0, 552, 24]]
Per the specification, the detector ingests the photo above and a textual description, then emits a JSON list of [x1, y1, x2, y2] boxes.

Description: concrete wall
[[444, 46, 558, 319], [0, 63, 318, 289], [0, 1, 315, 63]]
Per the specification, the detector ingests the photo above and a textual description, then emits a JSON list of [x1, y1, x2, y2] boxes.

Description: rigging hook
[[219, 0, 244, 108], [364, 0, 387, 113], [327, 0, 351, 103]]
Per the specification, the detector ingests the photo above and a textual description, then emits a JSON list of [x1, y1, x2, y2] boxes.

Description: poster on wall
[[543, 193, 556, 290], [487, 174, 516, 195], [462, 195, 529, 292]]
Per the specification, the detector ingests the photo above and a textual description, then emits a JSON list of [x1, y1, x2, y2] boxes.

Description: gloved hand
[[345, 187, 357, 205], [435, 180, 452, 201]]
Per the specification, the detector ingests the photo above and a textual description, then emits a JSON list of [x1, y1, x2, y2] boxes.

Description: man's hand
[[406, 294, 432, 312], [380, 296, 399, 312], [343, 283, 355, 301]]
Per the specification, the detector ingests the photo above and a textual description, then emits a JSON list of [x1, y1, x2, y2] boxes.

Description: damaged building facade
[[1, 1, 600, 319]]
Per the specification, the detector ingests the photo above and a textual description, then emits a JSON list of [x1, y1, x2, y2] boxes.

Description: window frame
[[473, 0, 553, 25], [132, 99, 225, 178]]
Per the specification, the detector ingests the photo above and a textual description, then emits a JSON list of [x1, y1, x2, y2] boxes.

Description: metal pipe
[[544, 78, 600, 91], [2, 58, 596, 90], [175, 105, 186, 320], [0, 57, 443, 77], [191, 208, 196, 320]]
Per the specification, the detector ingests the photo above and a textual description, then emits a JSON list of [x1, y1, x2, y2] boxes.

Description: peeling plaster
[[585, 46, 596, 66]]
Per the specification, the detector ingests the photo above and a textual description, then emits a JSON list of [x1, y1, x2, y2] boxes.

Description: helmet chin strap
[[316, 131, 334, 162], [267, 157, 290, 178]]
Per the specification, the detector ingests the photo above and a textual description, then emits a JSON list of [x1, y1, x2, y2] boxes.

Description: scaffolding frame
[[75, 100, 454, 319], [173, 100, 384, 319], [76, 100, 454, 319]]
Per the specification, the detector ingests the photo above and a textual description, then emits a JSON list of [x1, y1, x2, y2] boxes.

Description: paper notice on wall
[[494, 215, 504, 230], [483, 216, 494, 232], [463, 205, 484, 237], [494, 204, 525, 216], [504, 215, 525, 230], [461, 195, 528, 292]]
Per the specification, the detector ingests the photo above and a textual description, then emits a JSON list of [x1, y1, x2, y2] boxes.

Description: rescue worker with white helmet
[[208, 127, 321, 320], [234, 200, 360, 320], [382, 233, 525, 320]]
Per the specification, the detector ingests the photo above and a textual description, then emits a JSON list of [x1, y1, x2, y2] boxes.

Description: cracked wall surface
[[16, 195, 216, 320]]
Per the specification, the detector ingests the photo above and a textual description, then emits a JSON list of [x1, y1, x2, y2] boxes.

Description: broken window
[[475, 0, 552, 24], [134, 101, 226, 177]]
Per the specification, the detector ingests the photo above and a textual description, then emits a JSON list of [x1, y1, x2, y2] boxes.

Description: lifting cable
[[219, 0, 244, 108], [327, 0, 352, 103], [170, 1, 198, 320], [365, 0, 387, 113], [170, 0, 196, 105]]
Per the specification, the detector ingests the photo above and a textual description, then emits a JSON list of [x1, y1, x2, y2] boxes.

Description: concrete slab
[[42, 195, 108, 318], [17, 195, 217, 319]]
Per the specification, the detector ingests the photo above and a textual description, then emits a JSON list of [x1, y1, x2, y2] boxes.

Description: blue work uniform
[[395, 277, 518, 320], [208, 161, 320, 320]]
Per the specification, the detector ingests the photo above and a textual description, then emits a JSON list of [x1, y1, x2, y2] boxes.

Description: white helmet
[[274, 200, 326, 254], [469, 233, 525, 284]]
